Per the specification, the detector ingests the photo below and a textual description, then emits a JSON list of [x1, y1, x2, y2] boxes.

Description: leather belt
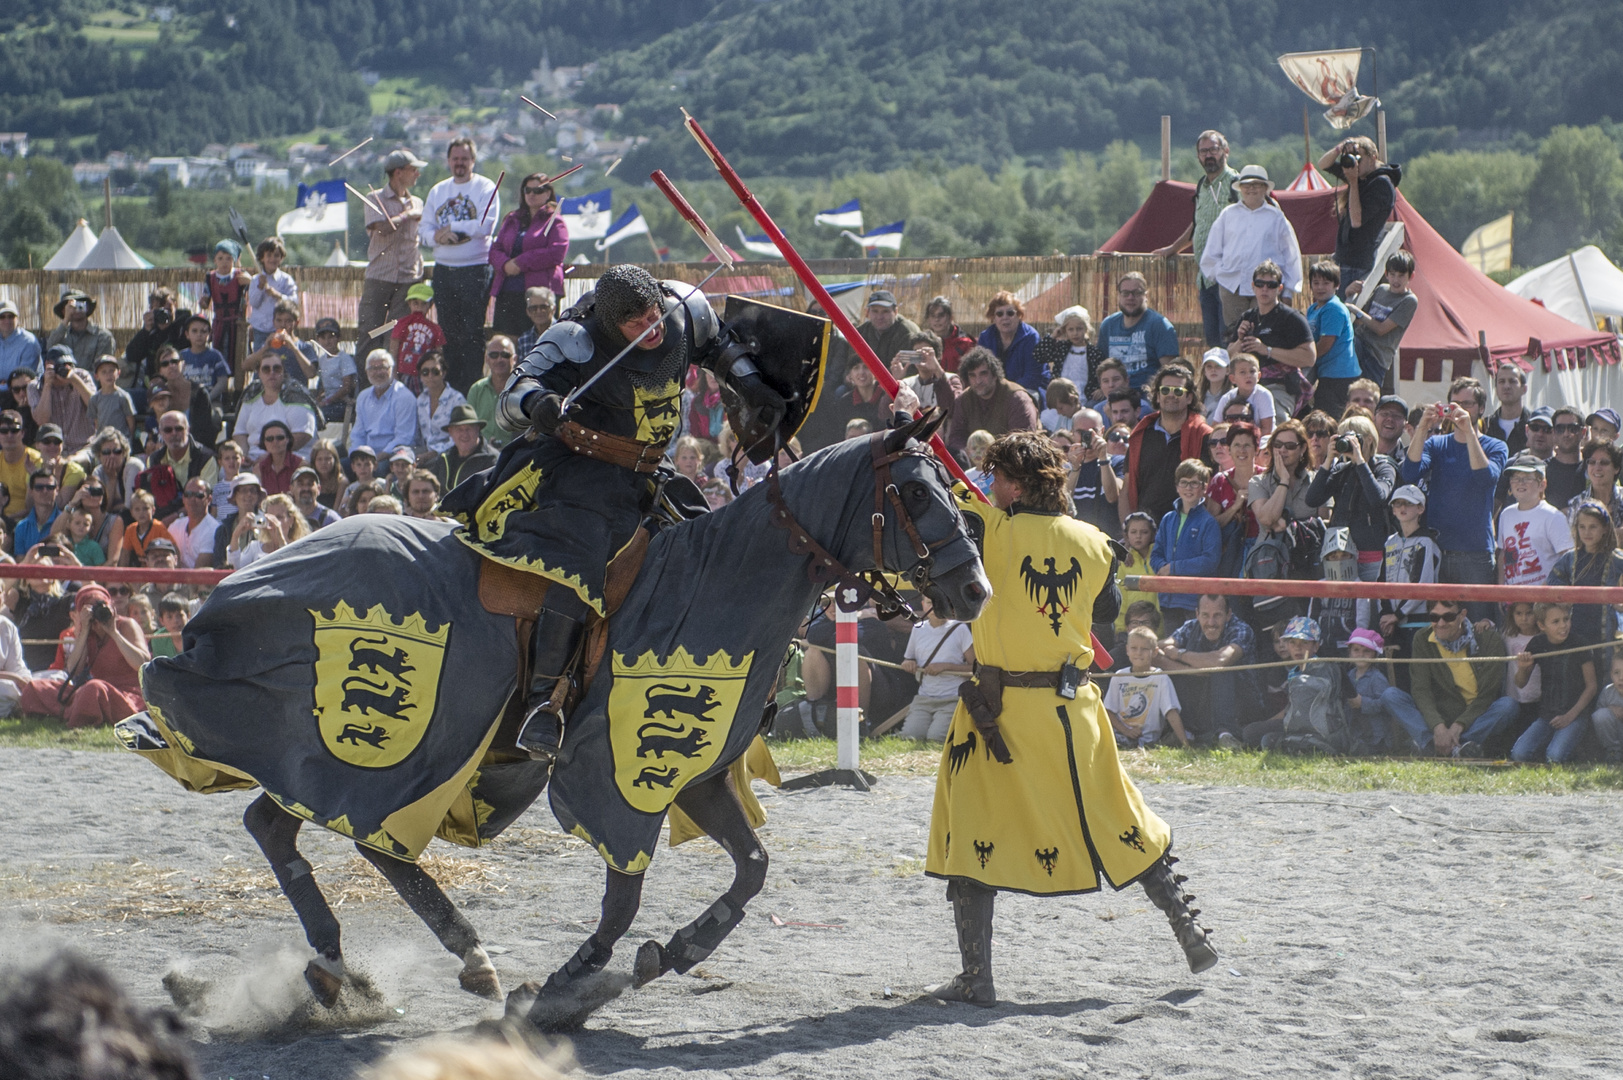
[[989, 667, 1090, 690], [556, 420, 666, 473]]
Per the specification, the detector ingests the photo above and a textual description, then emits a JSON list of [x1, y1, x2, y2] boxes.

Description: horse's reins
[[765, 430, 958, 622]]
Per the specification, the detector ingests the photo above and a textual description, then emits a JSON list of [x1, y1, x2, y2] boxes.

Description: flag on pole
[[840, 220, 905, 253], [735, 225, 782, 258], [1277, 49, 1378, 129], [814, 199, 864, 230], [559, 189, 613, 240], [276, 179, 348, 235], [594, 204, 651, 250], [1461, 212, 1514, 275]]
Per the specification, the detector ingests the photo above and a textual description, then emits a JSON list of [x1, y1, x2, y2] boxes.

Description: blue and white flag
[[277, 178, 348, 235], [735, 225, 782, 259], [594, 204, 651, 250], [841, 220, 905, 253], [814, 199, 863, 230], [560, 189, 613, 240]]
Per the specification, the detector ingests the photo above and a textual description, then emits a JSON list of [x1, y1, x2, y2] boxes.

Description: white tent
[[77, 226, 153, 270], [1505, 245, 1623, 329], [324, 241, 350, 267], [43, 219, 98, 270]]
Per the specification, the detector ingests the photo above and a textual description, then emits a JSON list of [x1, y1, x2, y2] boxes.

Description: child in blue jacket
[[1151, 458, 1222, 632]]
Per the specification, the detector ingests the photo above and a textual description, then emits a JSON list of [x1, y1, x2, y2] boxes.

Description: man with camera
[[15, 583, 148, 729], [44, 291, 115, 371], [1064, 408, 1121, 537], [897, 330, 957, 419], [0, 299, 41, 383], [32, 346, 96, 454], [124, 288, 193, 389]]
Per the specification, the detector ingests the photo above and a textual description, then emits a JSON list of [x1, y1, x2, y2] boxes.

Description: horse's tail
[[342, 675, 393, 693], [637, 721, 686, 738], [645, 683, 693, 695]]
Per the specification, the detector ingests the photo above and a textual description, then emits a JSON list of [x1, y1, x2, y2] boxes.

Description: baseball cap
[[1527, 406, 1556, 428], [1201, 347, 1230, 369], [314, 317, 341, 335], [405, 282, 435, 304], [1389, 484, 1426, 508], [292, 465, 319, 482], [1347, 628, 1385, 653], [1504, 451, 1546, 476], [35, 424, 63, 444], [348, 444, 377, 462], [231, 472, 264, 491], [1376, 394, 1409, 416], [0, 300, 17, 317], [383, 148, 428, 173], [94, 355, 120, 372], [45, 345, 74, 366], [1586, 407, 1621, 431], [390, 447, 416, 464], [183, 312, 211, 332], [145, 537, 178, 554], [1280, 616, 1321, 643], [866, 290, 897, 309]]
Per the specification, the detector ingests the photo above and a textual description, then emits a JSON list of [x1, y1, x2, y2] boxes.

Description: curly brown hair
[[982, 431, 1070, 512]]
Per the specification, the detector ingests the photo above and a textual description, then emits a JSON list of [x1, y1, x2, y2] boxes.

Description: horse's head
[[867, 411, 990, 623]]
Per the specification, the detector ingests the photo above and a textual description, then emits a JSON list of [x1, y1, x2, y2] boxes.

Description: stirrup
[[515, 703, 565, 763]]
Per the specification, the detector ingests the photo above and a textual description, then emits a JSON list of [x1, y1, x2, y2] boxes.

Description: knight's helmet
[[1319, 527, 1358, 583]]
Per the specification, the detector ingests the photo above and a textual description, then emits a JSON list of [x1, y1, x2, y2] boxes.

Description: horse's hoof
[[459, 945, 504, 1000], [633, 939, 668, 988], [304, 955, 344, 1009], [504, 980, 543, 1021]]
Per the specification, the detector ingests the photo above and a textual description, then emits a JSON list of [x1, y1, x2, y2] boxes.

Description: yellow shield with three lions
[[632, 380, 682, 445], [608, 647, 754, 813], [311, 602, 450, 769]]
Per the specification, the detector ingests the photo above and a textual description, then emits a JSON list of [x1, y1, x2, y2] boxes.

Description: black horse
[[124, 413, 989, 1026]]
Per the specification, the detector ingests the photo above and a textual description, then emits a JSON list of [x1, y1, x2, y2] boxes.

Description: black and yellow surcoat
[[925, 492, 1170, 896]]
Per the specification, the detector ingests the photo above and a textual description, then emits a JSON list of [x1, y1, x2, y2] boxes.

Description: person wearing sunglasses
[[415, 353, 467, 456], [12, 467, 63, 557], [230, 345, 319, 464], [1542, 407, 1589, 510], [975, 290, 1043, 396], [489, 174, 569, 342], [513, 289, 555, 362], [1122, 361, 1212, 526], [0, 298, 41, 386], [1230, 259, 1315, 420], [0, 407, 41, 526], [1404, 598, 1521, 758]]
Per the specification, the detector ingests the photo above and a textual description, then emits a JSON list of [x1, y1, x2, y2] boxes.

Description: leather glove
[[730, 371, 786, 437], [528, 392, 569, 437]]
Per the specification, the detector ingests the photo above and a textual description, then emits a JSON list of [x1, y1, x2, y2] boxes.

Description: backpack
[[1242, 532, 1293, 613], [1278, 661, 1352, 755]]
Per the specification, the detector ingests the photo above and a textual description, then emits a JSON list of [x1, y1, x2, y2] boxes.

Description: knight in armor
[[921, 430, 1218, 1006], [441, 265, 789, 761]]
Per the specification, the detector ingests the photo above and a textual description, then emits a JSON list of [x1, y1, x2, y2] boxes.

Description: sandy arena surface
[[2, 747, 1622, 1078]]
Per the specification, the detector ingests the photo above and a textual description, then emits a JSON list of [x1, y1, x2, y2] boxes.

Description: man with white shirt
[[419, 138, 498, 392], [1199, 165, 1303, 338], [170, 477, 219, 569]]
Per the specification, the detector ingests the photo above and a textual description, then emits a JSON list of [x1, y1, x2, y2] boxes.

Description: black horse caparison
[[223, 413, 990, 1022]]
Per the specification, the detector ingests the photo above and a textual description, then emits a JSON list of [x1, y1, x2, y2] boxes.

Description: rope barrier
[[1140, 636, 1614, 677], [1123, 575, 1623, 604]]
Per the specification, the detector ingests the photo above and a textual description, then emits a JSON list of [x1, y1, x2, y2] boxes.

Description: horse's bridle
[[765, 431, 961, 621]]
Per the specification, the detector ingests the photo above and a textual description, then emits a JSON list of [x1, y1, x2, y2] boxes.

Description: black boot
[[926, 880, 996, 1006], [1141, 853, 1218, 974], [515, 605, 586, 762]]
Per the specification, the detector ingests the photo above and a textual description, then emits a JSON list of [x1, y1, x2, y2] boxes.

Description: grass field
[[9, 721, 1619, 796]]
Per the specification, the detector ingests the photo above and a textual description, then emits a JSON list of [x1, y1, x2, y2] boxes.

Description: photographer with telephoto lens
[[15, 583, 148, 728]]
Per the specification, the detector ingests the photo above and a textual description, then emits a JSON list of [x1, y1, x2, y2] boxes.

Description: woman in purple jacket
[[488, 173, 570, 337]]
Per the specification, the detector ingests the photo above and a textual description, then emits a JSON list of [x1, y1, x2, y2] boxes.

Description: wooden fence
[[0, 254, 1244, 358]]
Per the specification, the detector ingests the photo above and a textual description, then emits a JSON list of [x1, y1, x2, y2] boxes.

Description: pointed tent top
[[1286, 163, 1333, 192], [77, 226, 153, 270], [43, 219, 98, 270], [324, 240, 350, 267]]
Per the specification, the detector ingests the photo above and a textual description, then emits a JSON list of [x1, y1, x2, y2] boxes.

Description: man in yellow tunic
[[924, 431, 1217, 1006]]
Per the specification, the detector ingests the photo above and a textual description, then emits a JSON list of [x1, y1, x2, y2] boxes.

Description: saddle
[[477, 526, 652, 734]]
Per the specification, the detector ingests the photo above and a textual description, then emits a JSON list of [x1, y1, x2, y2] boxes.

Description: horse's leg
[[353, 844, 502, 999], [242, 793, 345, 1006], [507, 866, 644, 1028], [633, 771, 768, 987]]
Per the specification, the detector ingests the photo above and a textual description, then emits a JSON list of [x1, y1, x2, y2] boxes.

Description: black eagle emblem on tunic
[[1020, 556, 1083, 635]]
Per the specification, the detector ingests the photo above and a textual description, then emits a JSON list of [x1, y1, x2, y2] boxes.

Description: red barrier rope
[[0, 565, 231, 584], [1123, 576, 1623, 604]]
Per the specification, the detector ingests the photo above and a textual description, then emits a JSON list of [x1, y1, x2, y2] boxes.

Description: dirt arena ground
[[2, 746, 1621, 1078]]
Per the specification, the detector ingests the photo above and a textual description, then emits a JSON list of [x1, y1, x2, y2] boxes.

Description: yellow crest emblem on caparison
[[310, 601, 450, 768], [632, 380, 682, 445], [608, 646, 754, 814]]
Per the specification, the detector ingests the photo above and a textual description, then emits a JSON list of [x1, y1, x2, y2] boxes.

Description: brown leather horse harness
[[764, 430, 961, 621]]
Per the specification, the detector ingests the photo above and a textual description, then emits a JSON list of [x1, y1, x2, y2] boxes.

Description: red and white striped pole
[[835, 595, 861, 771]]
